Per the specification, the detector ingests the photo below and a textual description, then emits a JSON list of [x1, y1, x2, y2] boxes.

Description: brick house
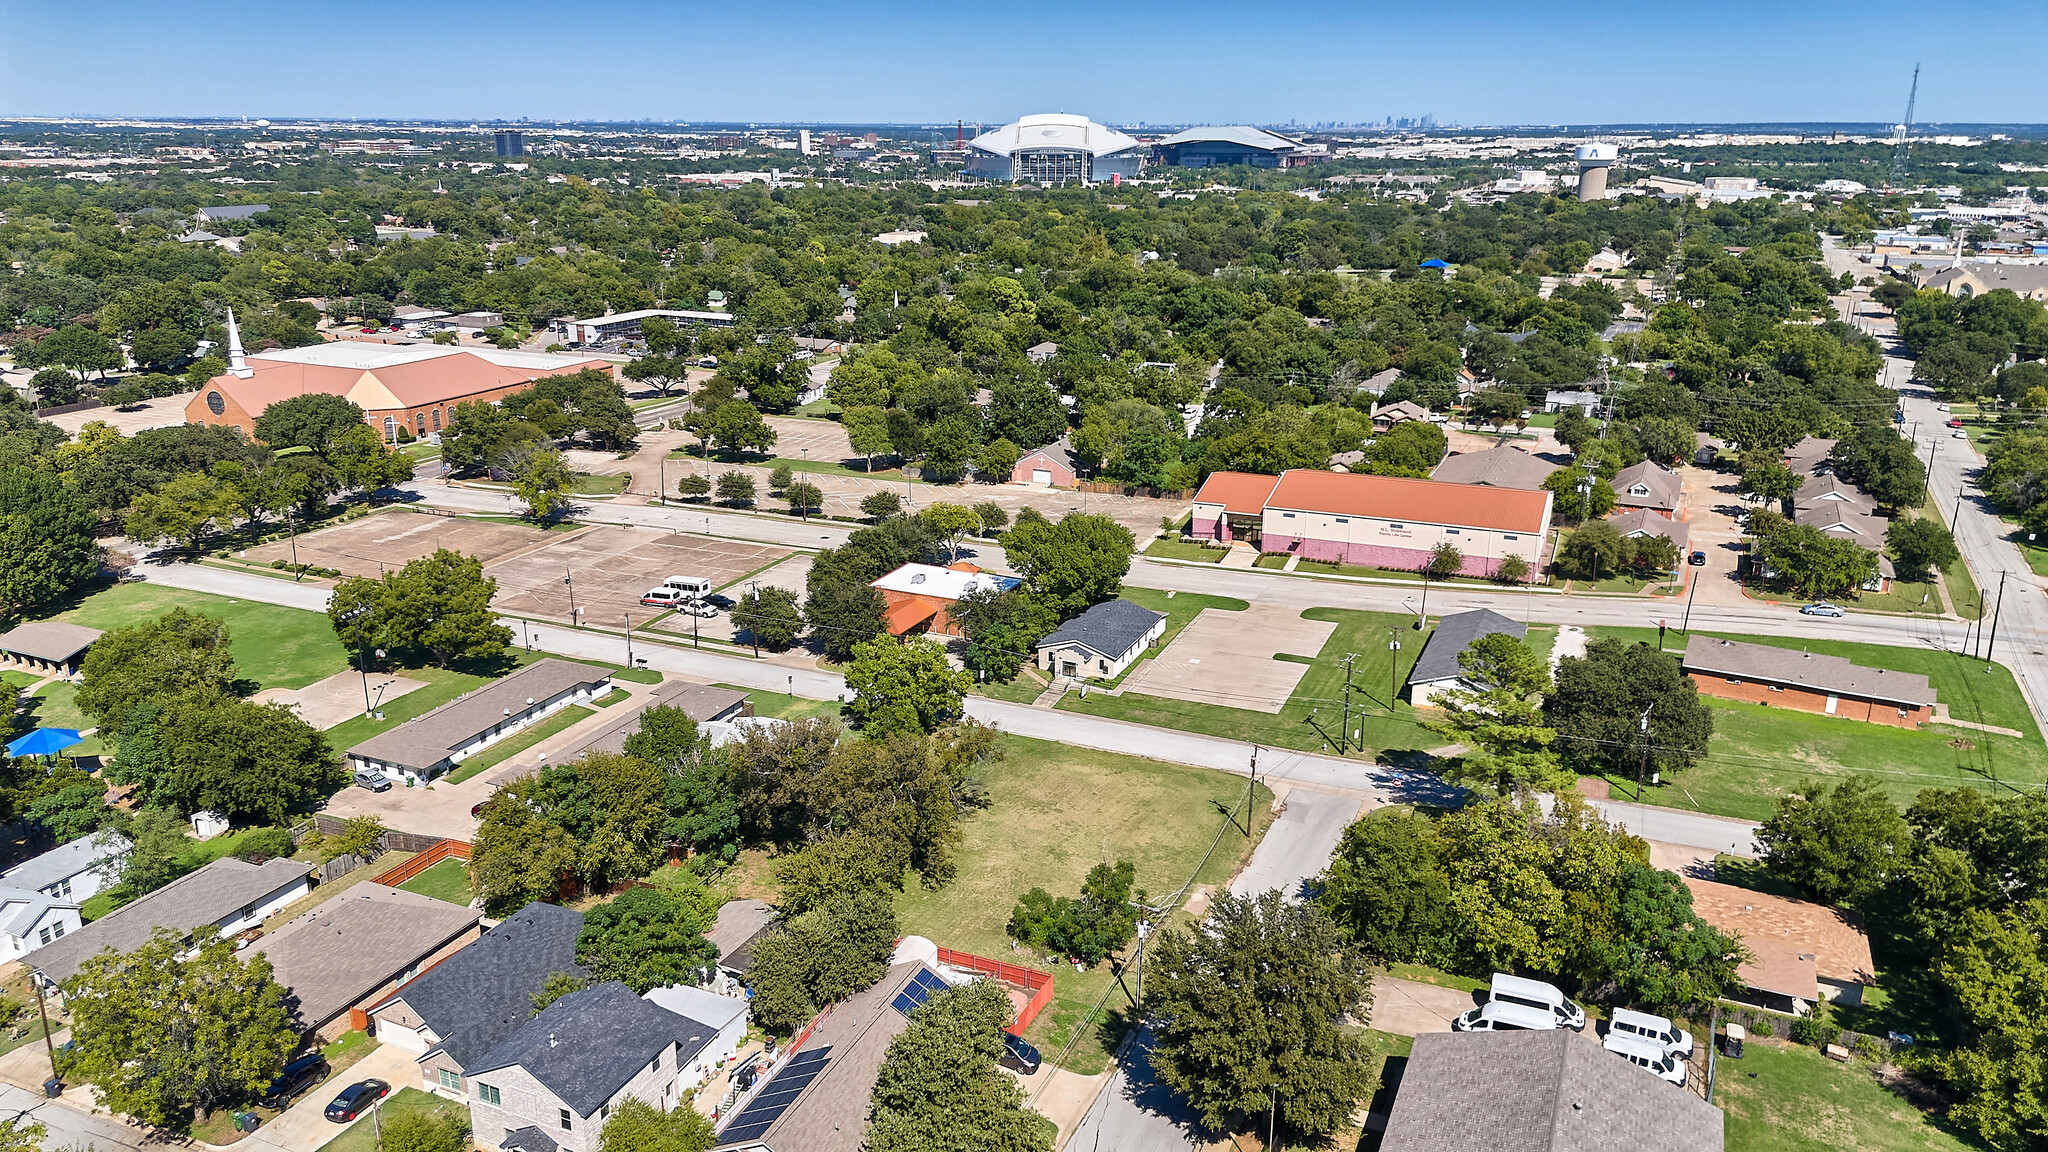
[[1681, 636, 1935, 728], [1010, 439, 1081, 487]]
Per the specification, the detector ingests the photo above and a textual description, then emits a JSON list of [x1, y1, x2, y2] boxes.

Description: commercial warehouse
[[1191, 470, 1552, 579]]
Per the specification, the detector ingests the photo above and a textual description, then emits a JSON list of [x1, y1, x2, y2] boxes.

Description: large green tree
[[1317, 808, 1456, 966], [576, 885, 721, 993], [62, 926, 297, 1126], [1423, 632, 1566, 792], [866, 981, 1056, 1152], [0, 467, 98, 617], [1757, 776, 1911, 909], [745, 892, 899, 1035], [76, 607, 239, 734], [1000, 510, 1135, 617], [1545, 637, 1713, 780], [327, 548, 512, 668], [1146, 891, 1376, 1141], [843, 636, 973, 737]]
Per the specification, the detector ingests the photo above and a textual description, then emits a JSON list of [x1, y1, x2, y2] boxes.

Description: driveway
[[1366, 977, 1477, 1037], [1227, 789, 1361, 901], [247, 1040, 420, 1152], [1064, 1026, 1206, 1152]]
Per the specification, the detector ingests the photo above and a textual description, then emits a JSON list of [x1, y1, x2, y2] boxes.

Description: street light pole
[[564, 566, 577, 623], [1635, 702, 1656, 801], [625, 614, 633, 668]]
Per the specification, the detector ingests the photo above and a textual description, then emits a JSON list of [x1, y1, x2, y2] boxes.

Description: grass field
[[313, 1088, 466, 1152], [50, 582, 349, 690], [1059, 606, 1440, 760], [399, 858, 475, 905], [28, 681, 86, 729], [713, 684, 844, 723], [2, 670, 44, 692], [323, 660, 541, 752], [1142, 538, 1226, 563], [1715, 1041, 1972, 1152], [1588, 626, 2048, 819], [571, 472, 628, 496], [446, 705, 594, 783]]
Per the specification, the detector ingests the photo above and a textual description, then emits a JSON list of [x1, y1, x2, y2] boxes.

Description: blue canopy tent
[[6, 728, 83, 758], [1418, 259, 1452, 269]]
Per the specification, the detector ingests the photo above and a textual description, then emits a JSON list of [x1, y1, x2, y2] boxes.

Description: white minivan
[[1609, 1007, 1694, 1059], [1489, 973, 1587, 1032], [1450, 1000, 1556, 1033], [1604, 1032, 1687, 1086]]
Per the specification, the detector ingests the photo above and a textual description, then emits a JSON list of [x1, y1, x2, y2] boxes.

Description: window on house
[[1445, 528, 1460, 535], [1281, 512, 1296, 518], [600, 1105, 610, 1120], [478, 1084, 501, 1106], [38, 926, 51, 946], [1768, 685, 1784, 692], [559, 1109, 572, 1131], [1335, 517, 1349, 523], [431, 409, 441, 431], [651, 1052, 662, 1072], [1503, 535, 1519, 541], [384, 417, 397, 440], [49, 922, 62, 939], [439, 1070, 461, 1090]]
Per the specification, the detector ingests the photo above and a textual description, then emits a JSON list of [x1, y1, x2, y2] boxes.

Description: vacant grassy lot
[[313, 1087, 466, 1152], [399, 858, 474, 905], [1059, 606, 1441, 759], [51, 582, 349, 690], [1588, 626, 2047, 820], [1716, 1041, 1972, 1152], [713, 684, 844, 723]]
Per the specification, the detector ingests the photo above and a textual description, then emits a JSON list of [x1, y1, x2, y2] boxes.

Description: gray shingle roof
[[1431, 447, 1560, 490], [2, 830, 127, 894], [1681, 636, 1935, 706], [253, 883, 480, 1032], [1036, 600, 1168, 662], [1407, 609, 1527, 688], [33, 857, 313, 984], [1381, 1030, 1723, 1152], [705, 899, 778, 971], [347, 659, 610, 773], [501, 1126, 558, 1152], [1606, 507, 1691, 551], [562, 681, 750, 761], [372, 901, 586, 1069], [0, 621, 102, 663], [1611, 462, 1681, 511], [470, 981, 715, 1117]]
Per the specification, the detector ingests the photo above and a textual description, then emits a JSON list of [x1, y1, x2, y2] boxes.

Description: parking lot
[[486, 525, 791, 628], [1118, 605, 1337, 714], [247, 510, 556, 577]]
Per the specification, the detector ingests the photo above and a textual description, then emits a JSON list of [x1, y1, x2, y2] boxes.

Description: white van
[[1604, 1032, 1687, 1086], [1609, 1008, 1694, 1058], [1490, 973, 1587, 1032], [660, 576, 713, 600], [1450, 1001, 1556, 1033]]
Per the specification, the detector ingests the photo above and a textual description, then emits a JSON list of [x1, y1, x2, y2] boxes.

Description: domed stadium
[[965, 113, 1144, 184]]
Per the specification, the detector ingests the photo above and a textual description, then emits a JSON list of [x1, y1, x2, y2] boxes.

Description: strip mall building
[[1191, 470, 1553, 579]]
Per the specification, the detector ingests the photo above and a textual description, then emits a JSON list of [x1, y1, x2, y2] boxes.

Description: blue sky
[[2, 0, 2041, 125]]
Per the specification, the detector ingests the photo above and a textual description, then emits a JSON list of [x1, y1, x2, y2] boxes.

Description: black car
[[260, 1053, 329, 1108], [324, 1079, 389, 1122], [998, 1032, 1042, 1076], [1688, 550, 1707, 566]]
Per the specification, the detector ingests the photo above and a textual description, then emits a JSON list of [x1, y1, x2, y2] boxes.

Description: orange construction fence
[[371, 839, 472, 888], [934, 946, 1055, 1035]]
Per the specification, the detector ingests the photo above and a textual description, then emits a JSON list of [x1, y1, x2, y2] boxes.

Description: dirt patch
[[1947, 737, 1976, 751]]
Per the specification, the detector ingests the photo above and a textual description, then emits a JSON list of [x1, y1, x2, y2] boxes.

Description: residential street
[[0, 1083, 152, 1152]]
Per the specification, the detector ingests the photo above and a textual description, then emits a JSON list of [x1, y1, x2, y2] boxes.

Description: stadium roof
[[1155, 125, 1303, 151], [967, 114, 1141, 158]]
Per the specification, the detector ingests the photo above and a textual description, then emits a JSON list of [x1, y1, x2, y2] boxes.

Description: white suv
[[1609, 1008, 1694, 1059], [1604, 1032, 1687, 1085]]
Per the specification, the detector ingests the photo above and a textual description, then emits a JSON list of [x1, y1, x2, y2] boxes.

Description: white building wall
[[1261, 507, 1548, 566], [213, 877, 312, 937]]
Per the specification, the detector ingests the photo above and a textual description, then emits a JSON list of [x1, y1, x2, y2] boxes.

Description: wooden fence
[[371, 839, 472, 887], [934, 945, 1055, 1035]]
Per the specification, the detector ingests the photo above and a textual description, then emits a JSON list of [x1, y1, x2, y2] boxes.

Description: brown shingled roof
[[1681, 636, 1935, 707], [1682, 876, 1875, 987]]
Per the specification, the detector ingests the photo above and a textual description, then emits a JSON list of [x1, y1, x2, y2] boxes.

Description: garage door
[[1032, 469, 1053, 485]]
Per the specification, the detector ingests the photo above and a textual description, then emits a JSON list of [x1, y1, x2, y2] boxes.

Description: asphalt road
[[0, 1083, 152, 1152], [1227, 789, 1362, 901]]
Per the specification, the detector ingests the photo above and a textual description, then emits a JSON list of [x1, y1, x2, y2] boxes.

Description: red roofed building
[[1191, 470, 1552, 579], [186, 326, 615, 443], [870, 563, 1022, 639]]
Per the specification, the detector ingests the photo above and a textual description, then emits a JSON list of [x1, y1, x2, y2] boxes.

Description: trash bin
[[1723, 1023, 1746, 1059], [42, 1078, 62, 1099]]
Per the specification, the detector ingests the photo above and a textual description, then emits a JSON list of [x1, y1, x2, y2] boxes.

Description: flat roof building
[[554, 309, 736, 345], [965, 114, 1143, 184], [870, 563, 1021, 639]]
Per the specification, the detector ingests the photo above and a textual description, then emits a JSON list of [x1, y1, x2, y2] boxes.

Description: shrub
[[380, 1111, 469, 1152], [1495, 553, 1532, 584], [1750, 1015, 1774, 1038], [234, 827, 295, 863], [1790, 1014, 1840, 1048]]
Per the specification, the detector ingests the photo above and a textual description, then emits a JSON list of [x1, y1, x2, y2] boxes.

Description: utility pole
[[1339, 653, 1357, 754], [1985, 570, 2009, 665], [748, 580, 762, 658], [32, 978, 57, 1092], [1245, 746, 1259, 836], [564, 565, 577, 622], [1636, 702, 1656, 801], [1680, 561, 1701, 634], [1387, 632, 1402, 711], [624, 614, 633, 668]]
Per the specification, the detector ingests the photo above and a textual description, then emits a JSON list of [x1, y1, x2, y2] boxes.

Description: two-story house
[[467, 982, 726, 1152], [1, 830, 129, 905]]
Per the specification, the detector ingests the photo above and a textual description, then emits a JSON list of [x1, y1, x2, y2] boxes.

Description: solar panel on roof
[[891, 969, 951, 1018], [721, 1119, 774, 1143], [718, 1046, 835, 1143]]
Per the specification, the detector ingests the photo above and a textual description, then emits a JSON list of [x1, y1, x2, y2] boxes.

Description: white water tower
[[1575, 142, 1619, 201]]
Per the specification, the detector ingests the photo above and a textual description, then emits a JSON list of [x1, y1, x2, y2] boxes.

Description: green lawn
[[446, 705, 594, 783], [1716, 1040, 1972, 1152], [713, 684, 843, 723], [398, 858, 474, 905], [1060, 607, 1441, 760], [28, 681, 86, 729], [888, 735, 1276, 1076], [970, 667, 1050, 704], [1847, 577, 1947, 616], [613, 666, 664, 685], [313, 1088, 467, 1152], [1142, 538, 1226, 563], [590, 687, 630, 708], [1256, 553, 1498, 587], [2, 670, 45, 692], [571, 472, 628, 496], [50, 582, 348, 690], [1588, 626, 2048, 819]]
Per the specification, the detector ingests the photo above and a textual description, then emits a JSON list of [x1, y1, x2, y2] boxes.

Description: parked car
[[1799, 602, 1846, 618], [324, 1079, 389, 1122], [1688, 550, 1707, 566], [1947, 418, 1964, 428], [353, 769, 391, 792], [640, 587, 692, 608], [1603, 1033, 1687, 1086], [998, 1032, 1042, 1075], [1488, 973, 1586, 1031], [1451, 1001, 1557, 1033], [677, 599, 718, 618], [1953, 430, 1968, 439], [1608, 1008, 1694, 1059], [260, 1053, 330, 1108]]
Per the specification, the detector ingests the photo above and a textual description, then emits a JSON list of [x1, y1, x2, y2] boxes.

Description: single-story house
[[1783, 436, 1837, 476], [1611, 461, 1682, 514], [1035, 599, 1169, 681], [1405, 608, 1527, 707], [371, 901, 587, 1098], [1194, 469, 1553, 579], [1025, 341, 1059, 365], [32, 857, 314, 988], [0, 887, 79, 961], [640, 984, 748, 1085], [711, 962, 940, 1152], [450, 310, 506, 331], [1371, 399, 1431, 429], [1011, 439, 1081, 488], [563, 681, 751, 761], [468, 981, 727, 1152], [2, 829, 128, 905], [1693, 432, 1724, 467], [1608, 506, 1691, 553], [1683, 876, 1876, 1012], [1429, 446, 1558, 490], [870, 563, 1021, 639], [0, 621, 103, 676], [1542, 389, 1603, 414], [1379, 1030, 1723, 1152], [254, 883, 482, 1041], [1795, 474, 1864, 505], [1356, 367, 1404, 396], [1681, 636, 1934, 727], [347, 659, 612, 784], [704, 899, 778, 989]]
